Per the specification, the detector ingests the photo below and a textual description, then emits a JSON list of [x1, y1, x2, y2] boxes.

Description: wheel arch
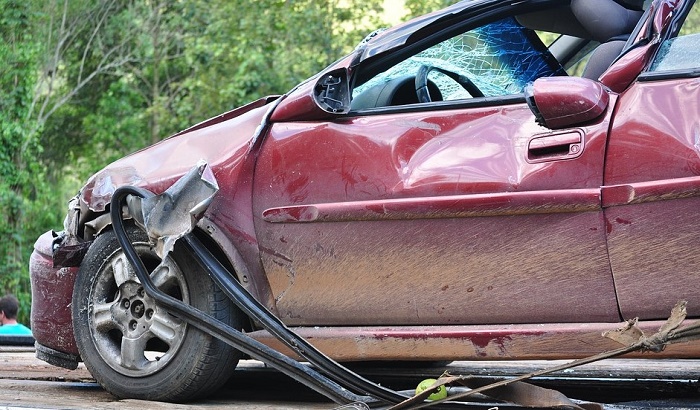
[[190, 220, 257, 333], [80, 211, 257, 333]]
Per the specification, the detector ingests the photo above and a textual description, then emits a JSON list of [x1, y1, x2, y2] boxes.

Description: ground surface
[[1, 346, 699, 409]]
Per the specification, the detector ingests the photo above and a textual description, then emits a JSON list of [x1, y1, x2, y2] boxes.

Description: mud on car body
[[30, 0, 700, 402]]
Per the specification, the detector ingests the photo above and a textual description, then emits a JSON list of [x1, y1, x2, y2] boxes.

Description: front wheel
[[72, 225, 244, 401]]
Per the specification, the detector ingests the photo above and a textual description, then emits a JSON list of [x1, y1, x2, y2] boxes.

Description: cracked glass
[[650, 3, 700, 72], [352, 17, 564, 105]]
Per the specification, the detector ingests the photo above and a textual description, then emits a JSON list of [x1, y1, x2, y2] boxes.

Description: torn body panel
[[598, 0, 679, 93], [80, 103, 268, 214], [59, 102, 272, 289], [32, 101, 278, 360], [129, 161, 219, 258]]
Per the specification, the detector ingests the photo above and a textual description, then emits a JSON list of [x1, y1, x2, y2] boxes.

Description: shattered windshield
[[353, 17, 564, 103]]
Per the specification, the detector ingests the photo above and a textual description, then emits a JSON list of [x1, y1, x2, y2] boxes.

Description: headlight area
[[51, 196, 93, 268]]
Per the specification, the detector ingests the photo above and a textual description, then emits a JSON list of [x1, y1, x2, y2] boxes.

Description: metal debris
[[128, 160, 218, 258]]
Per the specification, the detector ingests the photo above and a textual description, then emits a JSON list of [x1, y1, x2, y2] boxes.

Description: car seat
[[571, 0, 644, 80]]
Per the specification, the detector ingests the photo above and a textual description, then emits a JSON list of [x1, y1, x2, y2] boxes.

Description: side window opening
[[350, 17, 564, 110], [650, 33, 700, 72]]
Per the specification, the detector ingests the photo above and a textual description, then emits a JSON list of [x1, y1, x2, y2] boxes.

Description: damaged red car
[[30, 0, 700, 403]]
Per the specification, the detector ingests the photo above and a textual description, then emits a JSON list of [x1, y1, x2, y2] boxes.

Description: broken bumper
[[29, 231, 80, 368]]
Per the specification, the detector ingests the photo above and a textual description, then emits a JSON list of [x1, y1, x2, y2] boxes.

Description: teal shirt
[[0, 323, 32, 336]]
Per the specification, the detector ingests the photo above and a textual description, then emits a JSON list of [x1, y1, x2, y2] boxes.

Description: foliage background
[[0, 0, 460, 326]]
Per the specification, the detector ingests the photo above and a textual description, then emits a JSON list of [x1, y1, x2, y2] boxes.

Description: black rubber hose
[[183, 234, 410, 404], [109, 185, 370, 405]]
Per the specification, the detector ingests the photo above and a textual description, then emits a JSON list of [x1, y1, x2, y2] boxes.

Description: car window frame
[[637, 0, 699, 82], [347, 4, 564, 116]]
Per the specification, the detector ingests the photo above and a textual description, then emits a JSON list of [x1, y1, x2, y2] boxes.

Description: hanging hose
[[182, 234, 412, 403], [109, 185, 374, 405]]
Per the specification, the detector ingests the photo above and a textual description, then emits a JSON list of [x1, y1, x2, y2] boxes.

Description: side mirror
[[270, 68, 350, 122], [313, 68, 351, 115], [525, 77, 609, 129]]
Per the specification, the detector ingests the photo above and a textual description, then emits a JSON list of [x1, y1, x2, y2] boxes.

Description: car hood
[[80, 97, 276, 212]]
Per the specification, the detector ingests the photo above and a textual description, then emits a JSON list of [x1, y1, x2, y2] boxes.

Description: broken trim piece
[[110, 185, 376, 405], [128, 160, 219, 258]]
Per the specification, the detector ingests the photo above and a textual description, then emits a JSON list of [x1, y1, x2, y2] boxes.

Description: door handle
[[527, 130, 584, 162]]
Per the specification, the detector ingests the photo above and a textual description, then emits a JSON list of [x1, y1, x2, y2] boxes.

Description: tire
[[72, 225, 244, 402]]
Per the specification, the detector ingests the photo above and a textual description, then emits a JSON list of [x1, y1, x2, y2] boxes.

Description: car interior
[[350, 0, 650, 110], [521, 0, 647, 79]]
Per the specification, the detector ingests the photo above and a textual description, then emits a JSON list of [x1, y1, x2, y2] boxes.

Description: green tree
[[36, 0, 142, 180], [0, 0, 46, 325], [1, 0, 139, 324], [42, 0, 386, 190], [403, 0, 457, 18], [180, 0, 383, 121]]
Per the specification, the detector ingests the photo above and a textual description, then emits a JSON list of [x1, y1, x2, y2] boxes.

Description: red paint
[[601, 44, 655, 93], [605, 217, 614, 234], [253, 100, 617, 326], [30, 232, 79, 355], [247, 321, 700, 361], [261, 188, 602, 223], [604, 75, 700, 321], [529, 77, 609, 129], [599, 0, 678, 93], [350, 327, 544, 342], [172, 96, 275, 138]]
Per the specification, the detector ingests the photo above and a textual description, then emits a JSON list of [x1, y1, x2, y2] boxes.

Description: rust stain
[[465, 333, 515, 357]]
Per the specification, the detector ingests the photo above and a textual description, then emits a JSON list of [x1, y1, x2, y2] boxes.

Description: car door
[[251, 13, 619, 327], [603, 0, 700, 320]]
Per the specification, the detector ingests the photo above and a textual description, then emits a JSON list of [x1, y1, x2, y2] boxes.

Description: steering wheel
[[415, 65, 484, 103]]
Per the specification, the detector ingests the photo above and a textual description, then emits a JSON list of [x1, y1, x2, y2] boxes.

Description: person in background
[[0, 294, 32, 335]]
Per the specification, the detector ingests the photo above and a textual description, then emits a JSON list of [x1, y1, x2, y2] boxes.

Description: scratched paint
[[29, 232, 79, 356], [604, 77, 700, 321]]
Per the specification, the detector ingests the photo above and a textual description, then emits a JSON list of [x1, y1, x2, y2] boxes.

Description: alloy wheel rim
[[88, 244, 189, 377]]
